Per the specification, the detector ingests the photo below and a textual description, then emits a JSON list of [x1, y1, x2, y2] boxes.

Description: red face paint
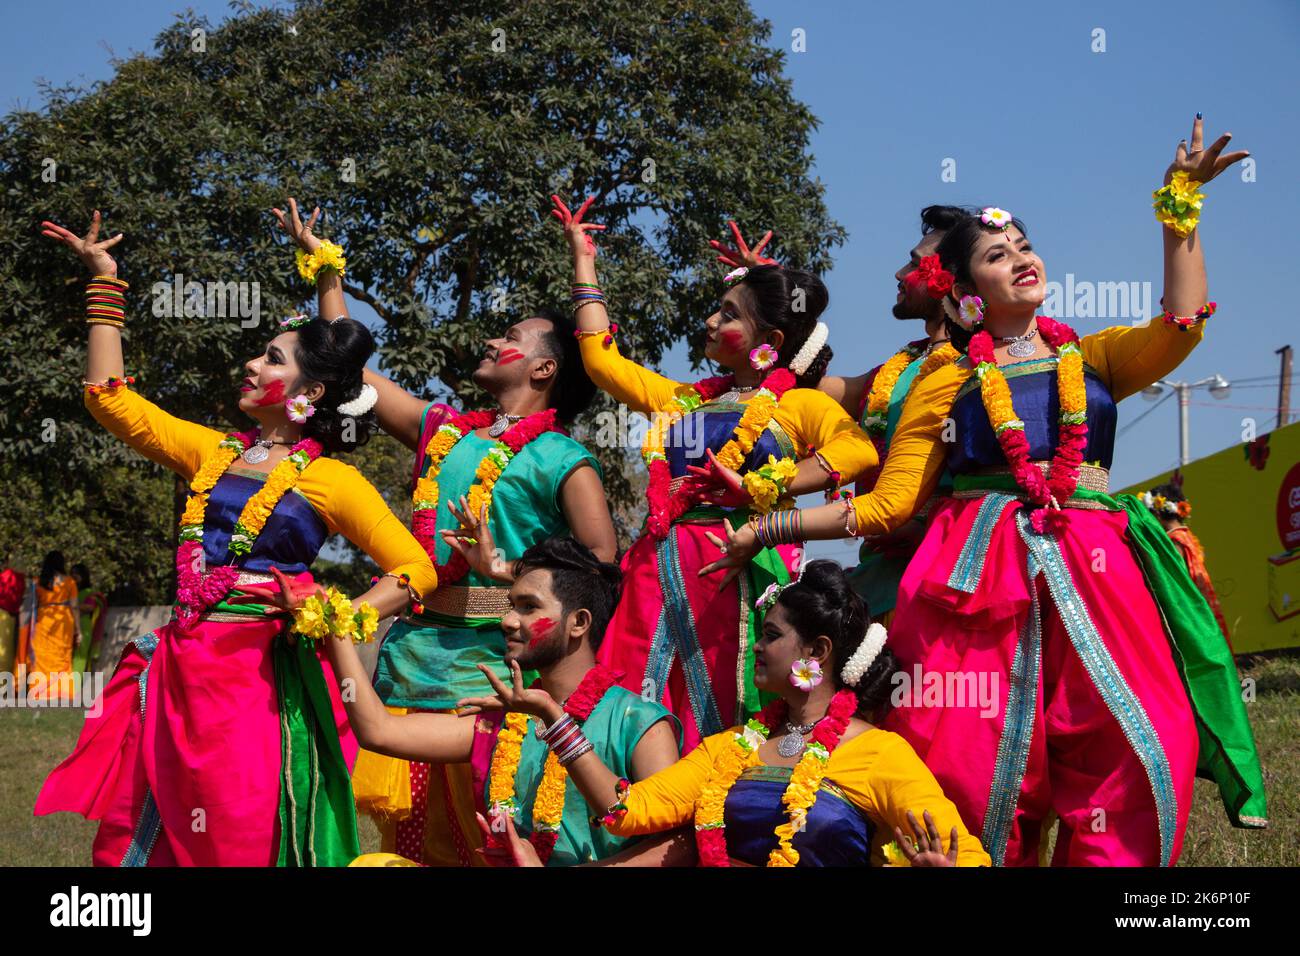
[[526, 617, 556, 649], [253, 379, 286, 407], [719, 330, 744, 351], [496, 348, 525, 366]]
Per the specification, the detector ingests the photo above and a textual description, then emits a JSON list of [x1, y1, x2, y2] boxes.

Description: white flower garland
[[841, 622, 888, 687], [337, 383, 378, 417], [789, 321, 829, 376]]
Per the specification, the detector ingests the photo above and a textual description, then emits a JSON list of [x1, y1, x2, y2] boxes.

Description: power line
[[1118, 391, 1173, 436]]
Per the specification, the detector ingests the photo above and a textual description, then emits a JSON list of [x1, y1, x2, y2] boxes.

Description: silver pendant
[[488, 416, 510, 438], [777, 731, 806, 759], [241, 443, 270, 465], [1006, 339, 1036, 358]]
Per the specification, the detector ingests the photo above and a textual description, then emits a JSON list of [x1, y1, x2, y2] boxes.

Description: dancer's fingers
[[1190, 114, 1204, 153], [751, 230, 773, 255], [86, 210, 101, 244], [947, 827, 960, 864], [307, 206, 320, 232], [100, 233, 124, 250], [574, 194, 596, 222], [727, 219, 746, 251]]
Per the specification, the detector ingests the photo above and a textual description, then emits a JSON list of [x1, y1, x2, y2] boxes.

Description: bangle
[[842, 498, 859, 537], [294, 240, 347, 285], [749, 508, 803, 547], [86, 276, 128, 325], [574, 322, 617, 346], [558, 738, 594, 767], [378, 571, 424, 605], [1155, 300, 1216, 331], [291, 585, 379, 644], [1152, 171, 1205, 238], [83, 375, 136, 394], [592, 777, 632, 828]]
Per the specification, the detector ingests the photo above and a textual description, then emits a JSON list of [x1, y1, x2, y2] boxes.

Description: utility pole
[[1277, 345, 1293, 428]]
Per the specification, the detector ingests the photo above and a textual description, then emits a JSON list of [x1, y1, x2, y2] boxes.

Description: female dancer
[[28, 551, 80, 700], [466, 560, 989, 866], [34, 212, 438, 866], [70, 563, 107, 674], [704, 117, 1267, 865], [1143, 483, 1233, 650], [552, 196, 877, 751]]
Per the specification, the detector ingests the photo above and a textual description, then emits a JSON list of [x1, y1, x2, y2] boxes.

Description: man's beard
[[512, 636, 565, 672], [893, 300, 927, 320]]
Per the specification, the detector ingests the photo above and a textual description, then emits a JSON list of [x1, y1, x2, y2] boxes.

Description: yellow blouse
[[578, 335, 878, 481], [84, 386, 438, 597], [608, 725, 990, 866], [852, 317, 1206, 536]]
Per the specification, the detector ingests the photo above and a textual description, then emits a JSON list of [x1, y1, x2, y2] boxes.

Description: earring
[[789, 658, 824, 691], [750, 343, 779, 371], [286, 393, 317, 423]]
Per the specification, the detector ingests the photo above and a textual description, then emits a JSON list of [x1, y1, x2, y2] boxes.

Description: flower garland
[[1152, 172, 1205, 238], [643, 367, 797, 538], [295, 240, 347, 284], [175, 429, 323, 627], [1141, 491, 1191, 520], [741, 454, 800, 512], [486, 664, 623, 864], [410, 408, 563, 585], [967, 316, 1087, 532], [863, 343, 925, 445], [693, 688, 858, 867], [291, 585, 380, 644]]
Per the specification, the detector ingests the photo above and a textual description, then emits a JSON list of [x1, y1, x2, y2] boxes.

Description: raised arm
[[551, 194, 682, 415], [42, 212, 224, 479]]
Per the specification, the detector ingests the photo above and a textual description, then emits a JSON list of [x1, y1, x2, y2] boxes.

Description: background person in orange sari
[[1143, 483, 1233, 652], [30, 550, 80, 700]]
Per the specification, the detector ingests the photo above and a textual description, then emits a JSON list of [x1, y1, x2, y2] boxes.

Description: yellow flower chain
[[769, 742, 832, 866], [741, 454, 800, 512], [694, 729, 762, 834], [485, 714, 571, 839], [295, 240, 347, 284], [864, 344, 924, 436], [290, 585, 380, 644], [1152, 171, 1206, 238], [915, 342, 961, 382]]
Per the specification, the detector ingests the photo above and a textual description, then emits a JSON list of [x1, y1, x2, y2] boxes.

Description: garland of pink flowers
[[410, 408, 563, 586], [644, 368, 797, 538], [694, 688, 857, 867], [966, 315, 1088, 533]]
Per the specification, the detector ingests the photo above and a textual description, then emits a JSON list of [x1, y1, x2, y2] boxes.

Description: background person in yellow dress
[[29, 550, 80, 700]]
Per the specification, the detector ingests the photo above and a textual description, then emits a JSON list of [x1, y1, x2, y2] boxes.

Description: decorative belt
[[234, 570, 277, 587], [952, 463, 1111, 508], [408, 585, 511, 621]]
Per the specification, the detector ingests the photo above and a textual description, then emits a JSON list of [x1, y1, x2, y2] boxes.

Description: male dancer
[[322, 537, 688, 866], [275, 199, 617, 865], [819, 205, 968, 624]]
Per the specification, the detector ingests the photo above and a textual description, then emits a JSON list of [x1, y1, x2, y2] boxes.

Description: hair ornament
[[337, 383, 379, 417], [841, 622, 888, 687], [789, 321, 829, 375]]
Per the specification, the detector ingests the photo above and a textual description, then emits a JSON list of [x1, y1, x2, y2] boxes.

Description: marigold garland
[[690, 688, 858, 867], [968, 316, 1087, 533], [295, 239, 347, 284], [642, 367, 797, 538], [741, 454, 800, 512], [291, 585, 380, 644], [863, 343, 925, 441], [486, 664, 623, 864], [410, 408, 563, 585]]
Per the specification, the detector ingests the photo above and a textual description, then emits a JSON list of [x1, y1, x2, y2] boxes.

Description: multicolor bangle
[[1152, 171, 1205, 238], [295, 240, 347, 285], [539, 714, 594, 766], [571, 283, 607, 316], [290, 585, 380, 645], [574, 322, 618, 347], [749, 508, 803, 548], [592, 777, 632, 828], [86, 275, 128, 326], [1156, 300, 1216, 331]]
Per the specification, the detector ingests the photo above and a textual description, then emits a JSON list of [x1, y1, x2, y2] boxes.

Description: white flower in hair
[[337, 383, 379, 417], [789, 321, 829, 376], [841, 622, 888, 687]]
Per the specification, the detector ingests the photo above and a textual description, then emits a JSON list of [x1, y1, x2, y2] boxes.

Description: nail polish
[[1195, 112, 1203, 119]]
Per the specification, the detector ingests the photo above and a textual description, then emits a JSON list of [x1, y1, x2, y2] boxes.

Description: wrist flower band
[[1153, 171, 1205, 238], [742, 454, 799, 512], [291, 585, 380, 644], [295, 240, 347, 284]]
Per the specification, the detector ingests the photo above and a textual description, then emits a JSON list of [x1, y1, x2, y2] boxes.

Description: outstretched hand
[[550, 194, 606, 259], [698, 519, 762, 590], [271, 197, 323, 253], [685, 448, 751, 508], [457, 660, 562, 723], [1166, 114, 1249, 187], [440, 497, 511, 583], [710, 220, 777, 268], [40, 211, 123, 277], [230, 566, 324, 614]]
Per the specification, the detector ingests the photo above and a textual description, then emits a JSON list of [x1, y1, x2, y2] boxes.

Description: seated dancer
[[270, 200, 618, 865], [35, 211, 437, 866], [323, 537, 688, 867], [704, 117, 1267, 864], [1144, 482, 1233, 651], [819, 206, 965, 626], [473, 559, 989, 867], [552, 194, 877, 752]]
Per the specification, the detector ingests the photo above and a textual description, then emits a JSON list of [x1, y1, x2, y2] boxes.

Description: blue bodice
[[724, 766, 873, 866], [665, 403, 794, 479], [200, 471, 328, 573], [948, 358, 1118, 473]]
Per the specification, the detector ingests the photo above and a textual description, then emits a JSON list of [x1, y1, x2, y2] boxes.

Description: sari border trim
[[121, 631, 162, 867], [948, 493, 1017, 594], [650, 529, 724, 738]]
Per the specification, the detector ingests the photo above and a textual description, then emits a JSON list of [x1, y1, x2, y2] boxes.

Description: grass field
[[2, 653, 1294, 866]]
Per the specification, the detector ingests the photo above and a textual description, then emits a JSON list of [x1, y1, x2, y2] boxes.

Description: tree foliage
[[0, 0, 842, 598]]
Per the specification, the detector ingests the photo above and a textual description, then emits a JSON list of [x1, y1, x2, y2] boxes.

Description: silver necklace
[[996, 327, 1039, 359], [718, 383, 760, 404], [488, 412, 525, 438], [776, 719, 818, 758], [240, 438, 290, 465]]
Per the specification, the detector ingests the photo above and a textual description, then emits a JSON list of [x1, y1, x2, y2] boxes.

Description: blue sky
[[6, 1, 1297, 564]]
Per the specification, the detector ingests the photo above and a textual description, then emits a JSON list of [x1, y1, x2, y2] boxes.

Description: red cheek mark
[[527, 617, 556, 649], [253, 379, 286, 407], [720, 330, 744, 351], [496, 348, 525, 366]]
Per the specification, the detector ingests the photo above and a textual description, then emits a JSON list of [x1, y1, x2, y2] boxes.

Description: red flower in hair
[[904, 254, 955, 299]]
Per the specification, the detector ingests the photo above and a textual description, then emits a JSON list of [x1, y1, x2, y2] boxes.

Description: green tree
[[0, 0, 842, 598]]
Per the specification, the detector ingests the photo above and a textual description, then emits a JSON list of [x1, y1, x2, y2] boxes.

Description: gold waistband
[[409, 585, 511, 621], [234, 570, 277, 586], [951, 462, 1111, 508]]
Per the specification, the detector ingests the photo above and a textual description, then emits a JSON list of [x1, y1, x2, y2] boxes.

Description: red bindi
[[253, 379, 286, 407]]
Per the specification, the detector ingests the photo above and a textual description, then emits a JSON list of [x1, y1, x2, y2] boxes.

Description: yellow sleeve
[[1081, 318, 1206, 402], [578, 334, 683, 417], [299, 459, 439, 599], [772, 388, 879, 483], [606, 730, 732, 837], [84, 386, 225, 480], [834, 730, 990, 867], [852, 364, 967, 536]]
